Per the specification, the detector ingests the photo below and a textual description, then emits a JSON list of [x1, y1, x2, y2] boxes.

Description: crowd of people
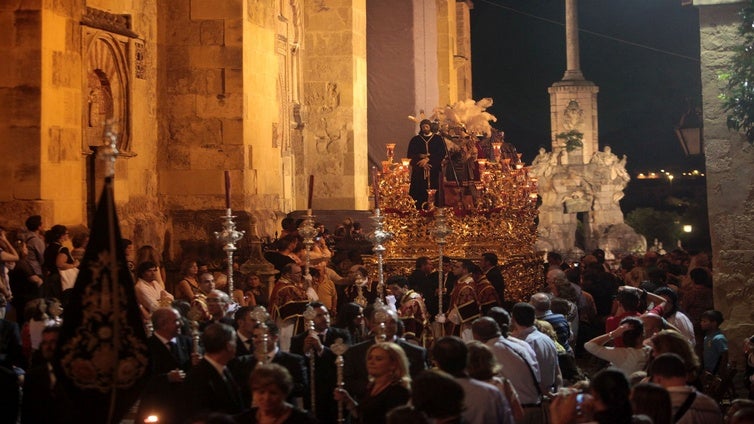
[[1, 214, 753, 424]]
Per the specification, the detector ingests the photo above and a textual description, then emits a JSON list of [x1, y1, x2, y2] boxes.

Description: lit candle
[[386, 143, 396, 163], [372, 166, 380, 210], [307, 175, 314, 210], [224, 170, 231, 209], [401, 158, 411, 170]]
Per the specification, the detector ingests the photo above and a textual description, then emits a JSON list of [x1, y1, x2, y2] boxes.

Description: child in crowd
[[700, 309, 728, 376]]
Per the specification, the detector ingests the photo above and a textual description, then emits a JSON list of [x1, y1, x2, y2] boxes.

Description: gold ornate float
[[372, 99, 544, 302]]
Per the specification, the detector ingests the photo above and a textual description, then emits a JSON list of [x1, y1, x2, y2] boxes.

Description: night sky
[[470, 0, 702, 173]]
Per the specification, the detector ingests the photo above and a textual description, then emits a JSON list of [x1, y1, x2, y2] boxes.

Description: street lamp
[[683, 224, 692, 233], [675, 107, 703, 156]]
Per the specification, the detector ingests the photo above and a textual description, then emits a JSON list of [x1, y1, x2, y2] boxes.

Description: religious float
[[371, 98, 542, 302]]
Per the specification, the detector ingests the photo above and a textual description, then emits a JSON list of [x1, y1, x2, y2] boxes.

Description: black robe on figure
[[407, 131, 446, 209]]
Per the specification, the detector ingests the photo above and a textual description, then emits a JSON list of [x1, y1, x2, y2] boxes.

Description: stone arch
[[82, 30, 131, 152]]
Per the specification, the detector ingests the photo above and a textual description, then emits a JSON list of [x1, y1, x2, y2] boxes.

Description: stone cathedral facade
[[0, 0, 474, 260]]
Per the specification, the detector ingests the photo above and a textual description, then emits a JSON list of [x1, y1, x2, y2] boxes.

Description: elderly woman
[[233, 363, 316, 424], [334, 342, 411, 424]]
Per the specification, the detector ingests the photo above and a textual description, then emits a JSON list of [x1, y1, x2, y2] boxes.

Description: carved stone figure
[[563, 100, 583, 131]]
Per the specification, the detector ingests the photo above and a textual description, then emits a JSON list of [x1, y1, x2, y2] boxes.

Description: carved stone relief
[[81, 18, 134, 153], [563, 99, 583, 131]]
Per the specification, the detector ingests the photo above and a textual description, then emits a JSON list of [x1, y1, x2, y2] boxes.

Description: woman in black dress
[[334, 342, 411, 424], [234, 363, 317, 424]]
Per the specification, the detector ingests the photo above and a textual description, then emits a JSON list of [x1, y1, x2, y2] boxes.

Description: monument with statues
[[533, 0, 645, 258]]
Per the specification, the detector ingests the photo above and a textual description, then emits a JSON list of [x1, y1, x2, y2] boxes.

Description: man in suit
[[234, 306, 256, 357], [229, 319, 309, 409], [343, 307, 428, 400], [181, 323, 245, 421], [201, 289, 235, 328], [22, 326, 68, 424], [137, 307, 196, 423], [290, 302, 351, 422]]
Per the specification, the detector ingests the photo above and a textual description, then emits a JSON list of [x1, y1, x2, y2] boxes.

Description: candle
[[307, 175, 314, 210], [224, 170, 231, 209], [372, 166, 380, 209]]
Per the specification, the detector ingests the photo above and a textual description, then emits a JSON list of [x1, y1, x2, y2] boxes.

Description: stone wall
[[301, 0, 368, 210], [0, 0, 164, 248], [0, 2, 44, 223], [696, 0, 754, 360], [0, 0, 472, 264]]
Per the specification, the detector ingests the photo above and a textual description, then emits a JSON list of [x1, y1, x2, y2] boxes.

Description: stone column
[[562, 0, 584, 81], [0, 3, 47, 223], [303, 0, 369, 209], [696, 0, 754, 360], [158, 0, 247, 258]]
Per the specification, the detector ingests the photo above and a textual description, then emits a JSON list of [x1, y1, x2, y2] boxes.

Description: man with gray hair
[[530, 292, 572, 354], [181, 323, 244, 420]]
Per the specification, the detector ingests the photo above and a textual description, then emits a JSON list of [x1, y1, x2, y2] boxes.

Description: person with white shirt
[[511, 302, 562, 394], [134, 261, 173, 313], [584, 316, 650, 376]]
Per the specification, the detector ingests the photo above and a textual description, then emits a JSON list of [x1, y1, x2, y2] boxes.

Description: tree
[[625, 207, 682, 248]]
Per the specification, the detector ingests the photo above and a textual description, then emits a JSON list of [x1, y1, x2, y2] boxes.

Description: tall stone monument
[[534, 0, 645, 257]]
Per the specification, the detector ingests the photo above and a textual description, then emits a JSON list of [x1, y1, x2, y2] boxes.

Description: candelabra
[[331, 338, 349, 423], [369, 208, 392, 302], [432, 208, 452, 329], [299, 210, 318, 278], [214, 209, 245, 298]]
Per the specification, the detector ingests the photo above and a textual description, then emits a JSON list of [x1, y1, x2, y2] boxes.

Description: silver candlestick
[[432, 207, 451, 331], [214, 209, 245, 299], [369, 208, 392, 301], [299, 210, 318, 278]]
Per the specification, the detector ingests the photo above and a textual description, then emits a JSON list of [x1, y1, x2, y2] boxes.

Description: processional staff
[[372, 308, 389, 343], [215, 170, 244, 299], [432, 208, 451, 335], [250, 306, 271, 363], [186, 298, 206, 354], [331, 338, 349, 423], [370, 167, 392, 303], [303, 305, 318, 416]]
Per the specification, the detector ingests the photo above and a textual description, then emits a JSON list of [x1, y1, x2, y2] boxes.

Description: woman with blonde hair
[[466, 340, 524, 420], [648, 329, 701, 381], [334, 342, 411, 424]]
